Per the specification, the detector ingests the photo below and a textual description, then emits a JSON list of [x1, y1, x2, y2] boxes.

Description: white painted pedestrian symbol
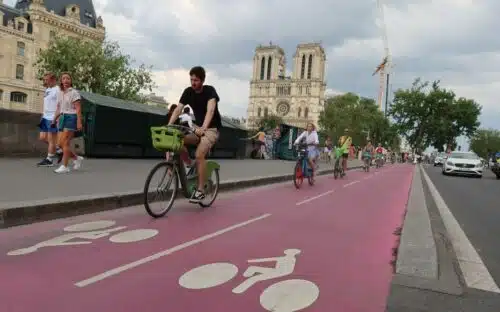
[[7, 220, 158, 256], [178, 249, 319, 311]]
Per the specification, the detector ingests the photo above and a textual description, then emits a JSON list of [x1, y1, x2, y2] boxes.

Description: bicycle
[[293, 144, 315, 189], [143, 125, 220, 218], [333, 147, 345, 179], [375, 154, 383, 168], [362, 152, 372, 172]]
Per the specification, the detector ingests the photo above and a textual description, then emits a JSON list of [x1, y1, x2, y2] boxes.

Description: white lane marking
[[295, 178, 363, 206], [74, 213, 271, 287], [295, 190, 335, 206], [421, 167, 500, 293], [343, 180, 360, 188]]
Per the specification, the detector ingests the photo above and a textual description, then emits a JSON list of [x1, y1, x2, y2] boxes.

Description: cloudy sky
[[6, 0, 500, 129]]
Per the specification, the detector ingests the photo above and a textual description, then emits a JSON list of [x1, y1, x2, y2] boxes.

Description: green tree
[[319, 92, 397, 147], [388, 78, 481, 151], [35, 36, 156, 102], [470, 129, 500, 158], [255, 114, 283, 130]]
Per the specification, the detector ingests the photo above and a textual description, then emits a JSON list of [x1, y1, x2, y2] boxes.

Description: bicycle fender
[[205, 160, 220, 176]]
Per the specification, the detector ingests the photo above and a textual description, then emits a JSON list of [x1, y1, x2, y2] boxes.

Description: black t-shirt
[[179, 85, 222, 129]]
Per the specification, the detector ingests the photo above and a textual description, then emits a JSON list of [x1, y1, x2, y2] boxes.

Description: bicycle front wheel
[[293, 161, 304, 189], [144, 161, 178, 218]]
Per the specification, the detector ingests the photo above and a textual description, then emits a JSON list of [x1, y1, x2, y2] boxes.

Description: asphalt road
[[0, 164, 409, 312], [424, 165, 500, 286]]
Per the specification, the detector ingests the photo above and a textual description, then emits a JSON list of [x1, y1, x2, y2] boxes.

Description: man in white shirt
[[179, 106, 194, 129], [37, 72, 62, 167]]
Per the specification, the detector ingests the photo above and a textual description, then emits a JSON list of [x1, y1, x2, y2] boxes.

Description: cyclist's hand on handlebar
[[194, 127, 205, 136]]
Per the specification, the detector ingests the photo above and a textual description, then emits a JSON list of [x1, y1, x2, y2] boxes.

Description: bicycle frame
[[297, 147, 311, 177], [168, 151, 221, 198], [165, 153, 195, 198]]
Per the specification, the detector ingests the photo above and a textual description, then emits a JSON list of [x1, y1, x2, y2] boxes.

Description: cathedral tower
[[247, 42, 326, 129]]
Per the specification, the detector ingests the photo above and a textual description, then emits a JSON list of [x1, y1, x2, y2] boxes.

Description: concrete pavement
[[386, 164, 500, 311], [0, 158, 362, 227], [0, 164, 408, 312]]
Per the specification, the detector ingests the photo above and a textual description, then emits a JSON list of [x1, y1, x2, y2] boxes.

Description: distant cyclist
[[362, 140, 374, 168], [294, 123, 319, 176], [338, 128, 352, 175], [375, 143, 384, 166]]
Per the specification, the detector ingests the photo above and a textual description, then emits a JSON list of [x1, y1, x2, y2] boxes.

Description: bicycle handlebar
[[165, 124, 199, 136]]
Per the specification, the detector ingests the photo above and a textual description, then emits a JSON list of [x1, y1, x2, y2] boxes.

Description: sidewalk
[[0, 157, 362, 227]]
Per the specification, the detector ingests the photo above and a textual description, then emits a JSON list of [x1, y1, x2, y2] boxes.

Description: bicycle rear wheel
[[199, 169, 220, 208], [144, 161, 178, 218], [293, 161, 304, 189]]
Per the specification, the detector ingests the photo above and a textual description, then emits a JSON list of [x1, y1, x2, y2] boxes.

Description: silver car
[[442, 151, 483, 178]]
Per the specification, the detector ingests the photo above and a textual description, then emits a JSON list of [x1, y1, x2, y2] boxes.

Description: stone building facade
[[0, 0, 105, 113], [246, 43, 327, 129]]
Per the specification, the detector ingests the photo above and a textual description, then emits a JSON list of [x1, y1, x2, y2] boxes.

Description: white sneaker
[[73, 156, 84, 170], [54, 165, 70, 173]]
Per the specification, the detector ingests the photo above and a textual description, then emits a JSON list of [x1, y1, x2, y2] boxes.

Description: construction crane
[[372, 0, 391, 115]]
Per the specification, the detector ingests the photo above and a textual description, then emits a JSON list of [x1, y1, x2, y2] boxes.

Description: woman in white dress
[[294, 123, 320, 175]]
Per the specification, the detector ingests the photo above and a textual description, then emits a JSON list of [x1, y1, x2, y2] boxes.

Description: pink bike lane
[[0, 164, 413, 312]]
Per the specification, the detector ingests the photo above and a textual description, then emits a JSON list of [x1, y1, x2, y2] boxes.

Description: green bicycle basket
[[150, 126, 184, 152]]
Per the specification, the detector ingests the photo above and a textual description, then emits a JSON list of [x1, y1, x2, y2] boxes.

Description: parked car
[[442, 151, 483, 178]]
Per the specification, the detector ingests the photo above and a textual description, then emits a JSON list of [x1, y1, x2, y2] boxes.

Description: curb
[[391, 164, 464, 295], [0, 165, 363, 229]]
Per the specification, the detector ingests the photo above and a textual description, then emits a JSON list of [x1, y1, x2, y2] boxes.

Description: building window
[[264, 107, 268, 117], [258, 107, 262, 117], [0, 89, 3, 101], [16, 64, 24, 80], [10, 91, 27, 103], [50, 30, 56, 39], [17, 22, 25, 31], [17, 42, 25, 56], [300, 55, 305, 79], [307, 54, 313, 79], [304, 107, 309, 118], [298, 107, 302, 117], [267, 56, 272, 80], [260, 57, 266, 80]]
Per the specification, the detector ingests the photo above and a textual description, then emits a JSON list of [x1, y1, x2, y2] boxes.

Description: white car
[[442, 151, 483, 178], [433, 153, 446, 166]]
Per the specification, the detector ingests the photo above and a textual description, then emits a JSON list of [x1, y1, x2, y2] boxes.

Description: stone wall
[[0, 108, 46, 157]]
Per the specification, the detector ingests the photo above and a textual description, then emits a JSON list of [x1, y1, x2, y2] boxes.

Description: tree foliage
[[318, 93, 400, 150], [469, 129, 500, 158], [255, 114, 283, 130], [388, 78, 481, 152], [35, 36, 156, 102]]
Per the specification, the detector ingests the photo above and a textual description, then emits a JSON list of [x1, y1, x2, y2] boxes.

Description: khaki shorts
[[196, 128, 219, 156]]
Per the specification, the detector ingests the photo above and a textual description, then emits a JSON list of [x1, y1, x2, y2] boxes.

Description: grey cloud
[[98, 0, 500, 125]]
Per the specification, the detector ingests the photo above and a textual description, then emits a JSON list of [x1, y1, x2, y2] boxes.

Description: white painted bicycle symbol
[[178, 248, 319, 311], [7, 220, 158, 256]]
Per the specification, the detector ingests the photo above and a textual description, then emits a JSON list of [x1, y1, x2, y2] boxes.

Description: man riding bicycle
[[167, 66, 222, 203], [338, 128, 352, 174]]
